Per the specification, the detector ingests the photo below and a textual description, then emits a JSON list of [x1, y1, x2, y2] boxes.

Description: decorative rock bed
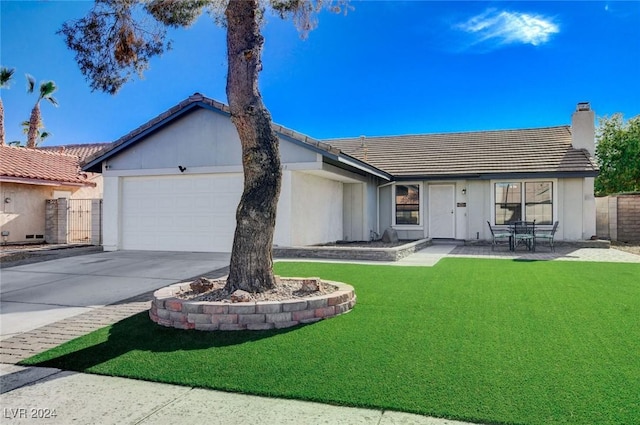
[[149, 279, 356, 331]]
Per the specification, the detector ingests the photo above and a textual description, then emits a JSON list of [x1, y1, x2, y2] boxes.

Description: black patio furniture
[[512, 221, 536, 252], [535, 221, 559, 252], [487, 221, 513, 251]]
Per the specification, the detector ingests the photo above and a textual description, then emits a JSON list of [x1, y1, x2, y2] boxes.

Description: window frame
[[491, 179, 556, 225], [524, 181, 554, 225], [392, 182, 423, 229]]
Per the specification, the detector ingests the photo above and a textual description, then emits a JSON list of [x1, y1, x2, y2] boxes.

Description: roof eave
[[0, 176, 95, 187], [337, 154, 392, 181], [393, 170, 599, 181], [278, 132, 391, 181]]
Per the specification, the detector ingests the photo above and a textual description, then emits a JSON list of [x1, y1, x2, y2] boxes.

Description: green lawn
[[22, 258, 640, 425]]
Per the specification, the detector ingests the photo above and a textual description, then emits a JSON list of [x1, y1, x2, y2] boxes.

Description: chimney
[[571, 102, 595, 155]]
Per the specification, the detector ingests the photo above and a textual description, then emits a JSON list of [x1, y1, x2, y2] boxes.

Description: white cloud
[[457, 9, 560, 48]]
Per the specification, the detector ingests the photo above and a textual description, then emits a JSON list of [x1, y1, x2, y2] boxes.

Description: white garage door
[[121, 174, 243, 252]]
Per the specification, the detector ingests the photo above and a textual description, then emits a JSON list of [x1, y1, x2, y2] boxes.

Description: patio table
[[510, 221, 536, 252]]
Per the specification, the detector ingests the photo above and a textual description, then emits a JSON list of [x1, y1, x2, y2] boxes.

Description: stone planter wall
[[150, 280, 356, 331], [274, 238, 431, 261]]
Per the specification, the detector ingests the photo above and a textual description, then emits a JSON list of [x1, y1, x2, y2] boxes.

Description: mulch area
[[316, 240, 412, 248], [611, 241, 640, 256], [0, 244, 102, 268]]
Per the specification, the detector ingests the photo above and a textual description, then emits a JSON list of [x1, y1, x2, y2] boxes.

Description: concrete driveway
[[0, 250, 230, 339]]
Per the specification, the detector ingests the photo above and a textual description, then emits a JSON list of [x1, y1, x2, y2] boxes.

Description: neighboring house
[[83, 93, 598, 253], [0, 143, 108, 244]]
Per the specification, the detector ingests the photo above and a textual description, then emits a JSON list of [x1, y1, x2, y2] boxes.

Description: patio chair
[[487, 221, 512, 251], [535, 221, 559, 252], [513, 221, 536, 251]]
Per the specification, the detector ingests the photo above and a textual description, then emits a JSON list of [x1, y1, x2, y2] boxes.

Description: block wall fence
[[596, 194, 640, 242]]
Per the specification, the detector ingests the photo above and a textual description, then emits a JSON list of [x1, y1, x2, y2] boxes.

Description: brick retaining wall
[[150, 280, 356, 331]]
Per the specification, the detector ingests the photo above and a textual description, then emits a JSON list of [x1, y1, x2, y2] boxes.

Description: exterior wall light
[[461, 188, 467, 195]]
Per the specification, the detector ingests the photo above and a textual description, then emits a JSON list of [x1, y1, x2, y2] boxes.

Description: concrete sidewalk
[[0, 364, 474, 425]]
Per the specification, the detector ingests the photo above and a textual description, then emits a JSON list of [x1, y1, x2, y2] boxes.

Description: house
[[0, 143, 108, 244], [83, 93, 598, 253]]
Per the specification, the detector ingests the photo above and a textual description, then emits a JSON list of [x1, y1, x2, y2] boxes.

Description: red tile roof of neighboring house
[[39, 143, 112, 162], [0, 145, 96, 186]]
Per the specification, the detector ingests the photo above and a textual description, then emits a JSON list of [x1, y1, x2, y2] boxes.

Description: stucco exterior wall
[[71, 173, 103, 199], [108, 109, 241, 170], [106, 109, 316, 172], [290, 171, 343, 246], [559, 178, 591, 240], [343, 183, 364, 241], [467, 180, 491, 240], [466, 178, 592, 241], [378, 184, 393, 237], [0, 181, 99, 244], [273, 170, 293, 247], [364, 176, 380, 240], [101, 176, 120, 251], [1, 183, 49, 243], [375, 177, 595, 243], [455, 181, 469, 240]]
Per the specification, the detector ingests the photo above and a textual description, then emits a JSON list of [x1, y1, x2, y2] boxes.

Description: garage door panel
[[121, 174, 242, 252]]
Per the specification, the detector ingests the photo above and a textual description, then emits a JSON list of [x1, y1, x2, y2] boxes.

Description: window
[[495, 183, 521, 225], [395, 184, 420, 225], [494, 181, 553, 225], [525, 182, 553, 224]]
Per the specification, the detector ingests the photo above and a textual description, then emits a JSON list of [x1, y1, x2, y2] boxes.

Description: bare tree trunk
[[27, 103, 41, 148], [0, 98, 5, 146], [224, 0, 282, 293]]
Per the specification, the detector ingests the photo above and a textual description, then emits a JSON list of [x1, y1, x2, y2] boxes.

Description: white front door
[[429, 185, 456, 238]]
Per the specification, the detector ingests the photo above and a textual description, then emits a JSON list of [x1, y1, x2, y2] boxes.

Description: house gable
[[106, 108, 241, 171], [84, 93, 389, 182]]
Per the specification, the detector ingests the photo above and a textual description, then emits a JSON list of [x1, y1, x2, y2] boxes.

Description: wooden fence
[[596, 194, 640, 242]]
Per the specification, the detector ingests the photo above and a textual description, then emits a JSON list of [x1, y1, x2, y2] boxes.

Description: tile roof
[[325, 126, 599, 178], [80, 93, 597, 180], [0, 145, 96, 186], [39, 143, 112, 162]]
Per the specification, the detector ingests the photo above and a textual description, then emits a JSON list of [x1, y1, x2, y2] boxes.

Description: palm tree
[[26, 75, 58, 148], [21, 120, 51, 146], [0, 67, 16, 146]]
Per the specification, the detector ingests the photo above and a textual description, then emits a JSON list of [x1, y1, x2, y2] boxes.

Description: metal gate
[[67, 199, 93, 243]]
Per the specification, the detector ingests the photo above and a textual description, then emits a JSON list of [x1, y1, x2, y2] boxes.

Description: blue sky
[[1, 1, 639, 146]]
